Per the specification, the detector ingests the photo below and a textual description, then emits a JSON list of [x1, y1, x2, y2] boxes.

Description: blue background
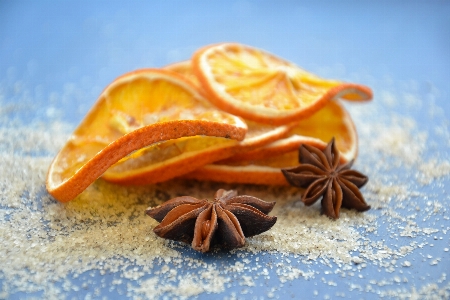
[[1, 1, 449, 299]]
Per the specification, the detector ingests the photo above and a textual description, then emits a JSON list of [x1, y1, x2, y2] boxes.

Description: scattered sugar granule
[[1, 71, 449, 299]]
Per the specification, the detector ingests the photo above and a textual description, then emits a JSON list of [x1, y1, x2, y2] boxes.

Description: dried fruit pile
[[46, 43, 372, 204]]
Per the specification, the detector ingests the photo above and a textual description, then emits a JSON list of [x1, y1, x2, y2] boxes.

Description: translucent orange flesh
[[206, 45, 343, 111]]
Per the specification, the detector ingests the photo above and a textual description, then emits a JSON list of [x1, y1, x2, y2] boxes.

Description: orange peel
[[184, 164, 290, 186]]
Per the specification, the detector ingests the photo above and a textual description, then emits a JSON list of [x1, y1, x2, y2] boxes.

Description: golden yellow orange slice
[[193, 43, 372, 125], [46, 69, 247, 202]]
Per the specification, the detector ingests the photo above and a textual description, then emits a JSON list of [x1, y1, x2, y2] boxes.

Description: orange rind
[[46, 69, 247, 202], [193, 43, 372, 125], [184, 164, 290, 186]]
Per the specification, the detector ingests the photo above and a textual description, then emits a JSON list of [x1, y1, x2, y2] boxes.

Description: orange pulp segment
[[46, 69, 247, 202], [193, 43, 372, 125]]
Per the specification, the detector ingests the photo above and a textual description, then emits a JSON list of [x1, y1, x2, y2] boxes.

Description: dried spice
[[281, 138, 370, 219], [146, 189, 277, 252]]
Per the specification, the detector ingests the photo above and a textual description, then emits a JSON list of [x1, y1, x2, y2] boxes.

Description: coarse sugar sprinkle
[[0, 76, 449, 299]]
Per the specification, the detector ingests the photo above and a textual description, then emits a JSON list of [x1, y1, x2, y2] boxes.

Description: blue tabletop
[[1, 1, 449, 299]]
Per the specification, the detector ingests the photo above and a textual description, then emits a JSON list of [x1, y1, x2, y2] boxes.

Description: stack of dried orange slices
[[46, 43, 372, 203]]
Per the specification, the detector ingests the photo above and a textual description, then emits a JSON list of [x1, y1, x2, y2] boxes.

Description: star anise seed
[[145, 189, 277, 252], [281, 138, 370, 219]]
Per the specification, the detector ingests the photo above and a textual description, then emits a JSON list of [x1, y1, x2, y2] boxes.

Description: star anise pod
[[145, 189, 277, 252], [281, 138, 370, 219]]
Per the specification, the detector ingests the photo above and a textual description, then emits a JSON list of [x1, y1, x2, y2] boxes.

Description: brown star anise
[[145, 189, 277, 252], [281, 138, 370, 219]]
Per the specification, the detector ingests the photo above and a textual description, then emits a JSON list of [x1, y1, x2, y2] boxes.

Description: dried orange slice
[[185, 100, 357, 185], [165, 60, 296, 150], [193, 43, 372, 125], [46, 69, 247, 202]]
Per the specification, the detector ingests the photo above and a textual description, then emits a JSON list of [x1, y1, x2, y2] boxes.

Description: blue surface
[[1, 1, 449, 299]]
